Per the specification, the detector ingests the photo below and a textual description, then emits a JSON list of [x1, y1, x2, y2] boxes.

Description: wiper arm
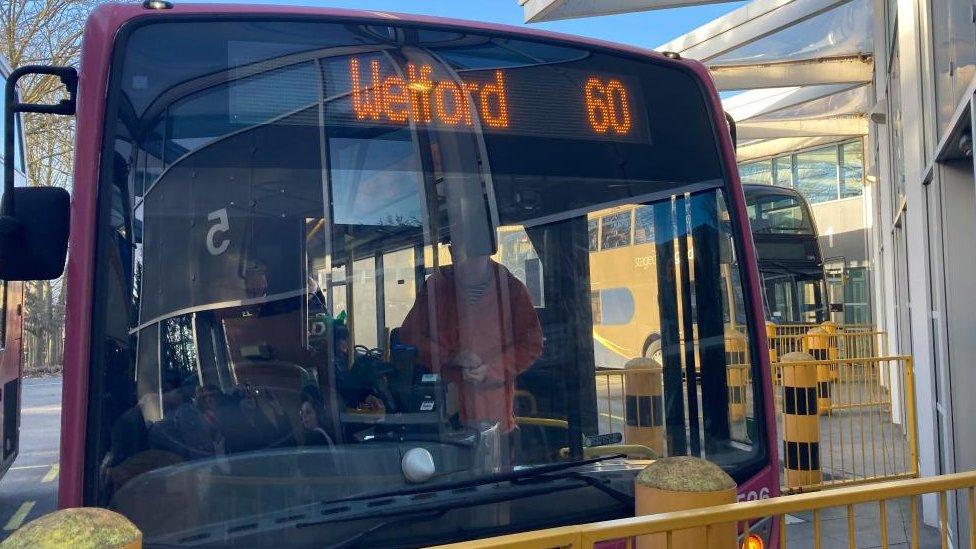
[[329, 453, 626, 505], [327, 510, 446, 549], [325, 470, 633, 549], [154, 457, 633, 547]]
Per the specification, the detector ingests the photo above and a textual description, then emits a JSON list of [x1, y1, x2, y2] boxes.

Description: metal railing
[[770, 323, 878, 336], [592, 354, 917, 493], [436, 470, 976, 549], [772, 355, 918, 493], [768, 331, 889, 361]]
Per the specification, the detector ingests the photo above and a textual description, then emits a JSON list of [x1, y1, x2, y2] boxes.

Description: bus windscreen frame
[[81, 12, 772, 546]]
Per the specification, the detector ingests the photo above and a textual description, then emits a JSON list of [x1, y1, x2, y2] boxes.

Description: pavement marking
[[22, 405, 61, 415], [41, 464, 59, 483], [3, 501, 35, 531], [19, 451, 58, 458], [9, 464, 49, 471]]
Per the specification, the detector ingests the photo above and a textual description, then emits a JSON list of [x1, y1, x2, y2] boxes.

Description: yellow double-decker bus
[[586, 205, 663, 368], [490, 207, 660, 370]]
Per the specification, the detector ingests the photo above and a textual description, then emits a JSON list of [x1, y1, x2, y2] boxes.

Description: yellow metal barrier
[[768, 330, 888, 362], [434, 470, 976, 549], [596, 354, 917, 494], [771, 355, 919, 494]]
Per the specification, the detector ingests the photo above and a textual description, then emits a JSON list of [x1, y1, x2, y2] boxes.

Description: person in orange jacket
[[399, 243, 543, 435]]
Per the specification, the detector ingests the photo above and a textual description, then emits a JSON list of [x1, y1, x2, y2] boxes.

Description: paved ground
[[0, 377, 60, 541]]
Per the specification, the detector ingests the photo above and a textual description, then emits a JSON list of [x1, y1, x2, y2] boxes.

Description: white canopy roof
[[520, 0, 874, 161]]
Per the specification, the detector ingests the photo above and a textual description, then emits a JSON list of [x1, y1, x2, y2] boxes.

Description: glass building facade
[[738, 139, 864, 203]]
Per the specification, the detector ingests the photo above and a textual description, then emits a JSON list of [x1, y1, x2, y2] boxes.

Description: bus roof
[[86, 2, 679, 65], [741, 184, 809, 202]]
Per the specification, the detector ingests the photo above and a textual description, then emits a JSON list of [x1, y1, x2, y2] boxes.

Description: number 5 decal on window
[[207, 208, 230, 256]]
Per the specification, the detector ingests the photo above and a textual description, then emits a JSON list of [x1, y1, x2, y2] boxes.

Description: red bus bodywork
[[60, 2, 778, 540]]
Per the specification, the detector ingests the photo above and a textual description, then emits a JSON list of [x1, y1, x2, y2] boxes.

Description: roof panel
[[710, 0, 871, 65], [749, 84, 871, 120]]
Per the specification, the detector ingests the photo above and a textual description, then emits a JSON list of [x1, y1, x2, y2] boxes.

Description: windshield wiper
[[322, 465, 634, 548], [328, 453, 626, 505], [151, 455, 633, 547]]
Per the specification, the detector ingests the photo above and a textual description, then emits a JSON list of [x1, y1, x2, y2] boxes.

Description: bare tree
[[2, 0, 98, 374]]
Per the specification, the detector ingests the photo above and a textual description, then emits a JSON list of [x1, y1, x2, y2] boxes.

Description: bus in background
[[2, 4, 777, 546], [743, 184, 829, 325], [0, 55, 29, 481]]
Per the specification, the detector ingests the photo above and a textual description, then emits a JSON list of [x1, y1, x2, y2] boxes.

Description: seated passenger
[[149, 383, 224, 461], [332, 325, 388, 412], [300, 387, 334, 447], [398, 242, 543, 434]]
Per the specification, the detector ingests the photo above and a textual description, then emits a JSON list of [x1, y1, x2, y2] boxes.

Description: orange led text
[[350, 58, 509, 129], [585, 77, 632, 135]]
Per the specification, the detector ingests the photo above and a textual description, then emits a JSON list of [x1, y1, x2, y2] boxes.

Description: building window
[[840, 141, 864, 199], [600, 212, 631, 250], [634, 206, 655, 244], [842, 266, 872, 324], [931, 0, 976, 137], [739, 140, 864, 205], [773, 156, 793, 187], [739, 160, 772, 185], [888, 44, 905, 217], [795, 145, 840, 204], [588, 218, 599, 251]]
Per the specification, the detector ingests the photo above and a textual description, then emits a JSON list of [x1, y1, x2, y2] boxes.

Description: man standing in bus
[[399, 237, 543, 440]]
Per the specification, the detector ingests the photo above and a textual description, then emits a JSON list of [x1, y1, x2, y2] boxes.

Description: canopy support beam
[[711, 55, 873, 90], [736, 115, 868, 139]]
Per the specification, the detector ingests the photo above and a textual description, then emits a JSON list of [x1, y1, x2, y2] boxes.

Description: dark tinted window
[[746, 192, 815, 235]]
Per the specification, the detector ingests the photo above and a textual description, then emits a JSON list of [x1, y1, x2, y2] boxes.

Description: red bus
[[0, 55, 30, 481], [1, 4, 778, 546]]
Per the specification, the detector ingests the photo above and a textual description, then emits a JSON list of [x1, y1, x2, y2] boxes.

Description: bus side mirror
[[0, 187, 70, 280], [1, 65, 77, 281]]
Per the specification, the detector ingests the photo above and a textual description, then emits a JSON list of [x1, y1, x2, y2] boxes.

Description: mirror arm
[[724, 111, 737, 151], [2, 65, 78, 220]]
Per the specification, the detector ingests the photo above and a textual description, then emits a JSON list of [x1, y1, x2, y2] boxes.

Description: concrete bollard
[[635, 456, 737, 549], [624, 357, 665, 456], [781, 351, 823, 491], [0, 508, 141, 548]]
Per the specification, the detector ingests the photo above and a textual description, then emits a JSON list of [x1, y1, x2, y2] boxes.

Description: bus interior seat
[[233, 361, 310, 444]]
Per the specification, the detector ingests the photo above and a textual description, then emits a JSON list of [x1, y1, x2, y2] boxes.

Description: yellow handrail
[[433, 470, 976, 548], [515, 417, 569, 429]]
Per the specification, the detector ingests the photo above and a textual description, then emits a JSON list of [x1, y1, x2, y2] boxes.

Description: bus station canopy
[[520, 0, 874, 162]]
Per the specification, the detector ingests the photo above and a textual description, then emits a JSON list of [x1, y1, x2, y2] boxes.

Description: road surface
[[0, 377, 60, 541]]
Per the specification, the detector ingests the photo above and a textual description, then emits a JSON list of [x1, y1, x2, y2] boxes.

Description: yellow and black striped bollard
[[725, 330, 748, 422], [803, 326, 834, 414], [624, 357, 665, 456], [781, 351, 822, 491]]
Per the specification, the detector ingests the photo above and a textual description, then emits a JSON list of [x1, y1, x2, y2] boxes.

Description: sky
[[218, 0, 745, 50]]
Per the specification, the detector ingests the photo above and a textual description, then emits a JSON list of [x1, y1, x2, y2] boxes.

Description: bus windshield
[[91, 18, 765, 546], [746, 192, 815, 235]]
